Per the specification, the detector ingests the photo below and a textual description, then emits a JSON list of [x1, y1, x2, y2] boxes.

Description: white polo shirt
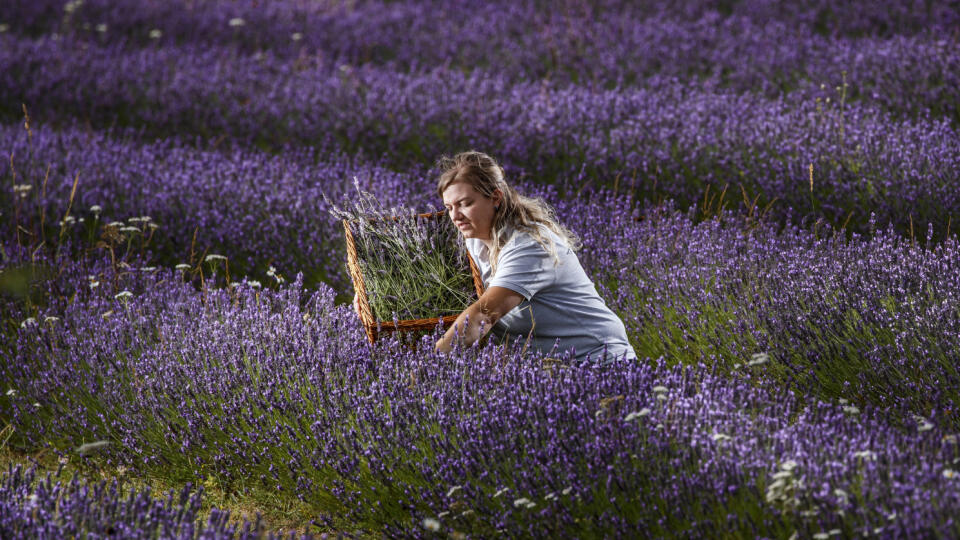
[[465, 223, 637, 364]]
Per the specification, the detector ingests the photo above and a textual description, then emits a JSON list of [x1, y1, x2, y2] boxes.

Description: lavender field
[[2, 1, 960, 538]]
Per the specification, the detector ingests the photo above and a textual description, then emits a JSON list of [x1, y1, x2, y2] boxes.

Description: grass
[[0, 442, 339, 538]]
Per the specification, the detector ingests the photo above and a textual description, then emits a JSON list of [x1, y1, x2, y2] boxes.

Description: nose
[[449, 206, 463, 221]]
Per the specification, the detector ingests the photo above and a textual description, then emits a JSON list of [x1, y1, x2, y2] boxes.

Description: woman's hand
[[352, 292, 361, 316], [434, 286, 523, 353]]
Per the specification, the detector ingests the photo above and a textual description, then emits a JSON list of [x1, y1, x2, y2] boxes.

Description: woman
[[431, 151, 637, 364]]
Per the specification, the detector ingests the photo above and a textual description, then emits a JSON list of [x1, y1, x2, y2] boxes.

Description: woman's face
[[442, 181, 501, 241]]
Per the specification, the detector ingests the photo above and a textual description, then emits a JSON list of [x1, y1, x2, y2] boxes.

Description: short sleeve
[[488, 236, 557, 301]]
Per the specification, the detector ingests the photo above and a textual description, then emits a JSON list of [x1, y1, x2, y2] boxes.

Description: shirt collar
[[471, 223, 515, 265]]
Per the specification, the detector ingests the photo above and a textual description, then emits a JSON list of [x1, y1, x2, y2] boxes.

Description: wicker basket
[[344, 210, 485, 344]]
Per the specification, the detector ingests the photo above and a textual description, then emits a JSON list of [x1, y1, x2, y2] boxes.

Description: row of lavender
[[11, 0, 959, 46], [2, 0, 958, 121], [5, 119, 960, 419], [2, 231, 959, 537], [0, 465, 311, 538], [2, 41, 958, 239]]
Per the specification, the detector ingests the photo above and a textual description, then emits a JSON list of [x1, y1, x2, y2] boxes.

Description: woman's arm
[[435, 286, 524, 353]]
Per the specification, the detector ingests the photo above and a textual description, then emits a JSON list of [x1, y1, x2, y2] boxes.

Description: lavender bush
[[2, 244, 959, 537], [0, 465, 310, 538], [2, 0, 957, 119], [3, 60, 960, 239]]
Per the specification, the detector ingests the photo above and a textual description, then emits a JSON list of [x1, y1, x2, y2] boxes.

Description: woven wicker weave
[[344, 210, 485, 344]]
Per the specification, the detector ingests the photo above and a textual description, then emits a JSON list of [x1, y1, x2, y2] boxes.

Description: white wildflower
[[228, 17, 246, 27], [772, 471, 793, 480], [624, 408, 651, 421], [0, 24, 9, 33], [20, 317, 37, 328], [267, 266, 284, 282], [655, 423, 664, 430], [89, 280, 100, 289], [493, 488, 509, 498], [562, 486, 573, 495], [114, 290, 133, 300], [5, 389, 16, 396], [944, 434, 958, 444], [838, 398, 849, 405], [247, 280, 262, 289], [918, 421, 934, 432], [544, 492, 556, 501], [652, 385, 668, 394], [829, 531, 841, 537], [842, 405, 860, 415], [834, 489, 849, 505], [711, 432, 731, 442], [63, 0, 83, 14], [95, 23, 107, 33], [43, 316, 60, 324], [291, 32, 303, 41], [812, 533, 828, 540], [175, 263, 191, 271], [33, 402, 41, 408], [513, 497, 531, 508], [656, 394, 668, 402], [77, 440, 111, 455], [107, 221, 124, 227], [204, 254, 227, 263], [852, 450, 877, 461], [421, 518, 440, 532], [437, 511, 449, 518], [887, 511, 897, 521], [101, 310, 113, 319], [119, 226, 140, 233], [140, 266, 156, 272], [780, 460, 798, 472], [748, 352, 769, 366], [149, 29, 162, 39], [944, 469, 958, 479], [90, 205, 102, 214], [445, 485, 461, 497]]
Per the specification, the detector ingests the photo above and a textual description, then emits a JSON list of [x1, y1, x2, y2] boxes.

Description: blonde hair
[[435, 151, 581, 275]]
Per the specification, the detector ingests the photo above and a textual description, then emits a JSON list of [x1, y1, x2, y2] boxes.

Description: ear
[[492, 188, 504, 207]]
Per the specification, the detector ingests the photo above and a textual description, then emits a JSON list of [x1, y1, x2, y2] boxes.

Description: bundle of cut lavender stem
[[326, 179, 476, 322]]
